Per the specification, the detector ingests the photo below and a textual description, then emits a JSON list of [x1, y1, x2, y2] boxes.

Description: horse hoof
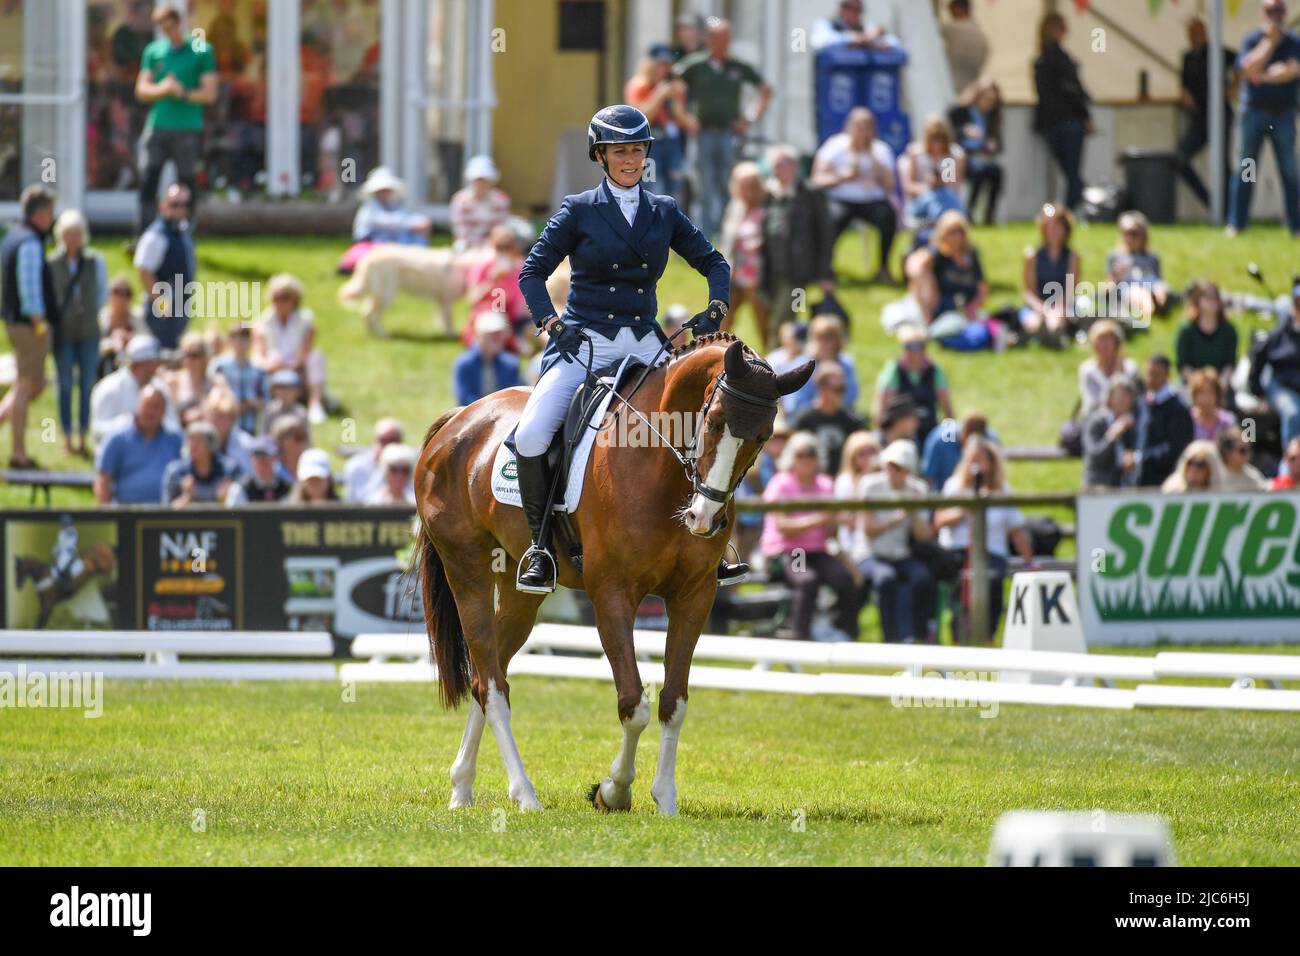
[[651, 786, 677, 817], [515, 793, 542, 812], [448, 788, 474, 810], [590, 779, 632, 813]]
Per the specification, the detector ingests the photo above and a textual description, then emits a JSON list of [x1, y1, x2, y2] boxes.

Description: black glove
[[686, 300, 727, 336], [547, 318, 583, 363]]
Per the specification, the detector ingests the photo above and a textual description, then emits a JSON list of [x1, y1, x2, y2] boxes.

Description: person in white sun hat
[[351, 166, 430, 246], [450, 154, 512, 252]]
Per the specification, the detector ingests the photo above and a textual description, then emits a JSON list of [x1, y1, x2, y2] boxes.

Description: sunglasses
[[794, 450, 817, 458], [110, 287, 131, 297], [1187, 459, 1210, 469], [903, 342, 925, 352]]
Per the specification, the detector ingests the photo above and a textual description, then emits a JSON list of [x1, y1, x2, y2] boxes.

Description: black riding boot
[[515, 452, 557, 593], [718, 557, 750, 586]]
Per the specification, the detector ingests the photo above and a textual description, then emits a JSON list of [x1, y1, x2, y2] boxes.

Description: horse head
[[682, 339, 814, 537]]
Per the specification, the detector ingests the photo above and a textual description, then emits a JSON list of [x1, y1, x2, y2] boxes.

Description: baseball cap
[[249, 435, 278, 457], [296, 448, 332, 482], [880, 439, 919, 473], [649, 43, 674, 62], [476, 312, 511, 335], [124, 334, 163, 364], [270, 369, 302, 389]]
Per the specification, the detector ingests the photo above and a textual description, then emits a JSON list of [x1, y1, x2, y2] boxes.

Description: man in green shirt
[[134, 3, 217, 233], [675, 18, 772, 238]]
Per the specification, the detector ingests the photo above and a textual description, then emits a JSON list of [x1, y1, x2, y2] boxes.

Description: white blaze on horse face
[[651, 697, 688, 817], [483, 679, 542, 811], [685, 424, 741, 536]]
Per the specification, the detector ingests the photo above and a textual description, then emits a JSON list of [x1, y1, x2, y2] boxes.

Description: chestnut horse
[[414, 333, 813, 814]]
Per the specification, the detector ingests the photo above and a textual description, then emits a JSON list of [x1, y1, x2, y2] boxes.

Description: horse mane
[[668, 331, 771, 371]]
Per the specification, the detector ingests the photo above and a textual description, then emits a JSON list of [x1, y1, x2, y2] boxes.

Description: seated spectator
[[949, 81, 1003, 226], [49, 209, 107, 458], [661, 303, 689, 340], [766, 319, 807, 376], [203, 386, 254, 479], [922, 410, 997, 490], [270, 413, 310, 481], [794, 364, 868, 474], [460, 224, 530, 349], [1161, 440, 1225, 493], [934, 436, 1033, 643], [449, 155, 511, 253], [453, 312, 521, 407], [366, 442, 417, 505], [89, 334, 180, 445], [858, 440, 936, 644], [165, 331, 214, 425], [811, 107, 897, 285], [1216, 426, 1268, 491], [811, 0, 896, 51], [904, 211, 996, 351], [225, 435, 293, 504], [98, 273, 144, 378], [133, 183, 195, 350], [163, 420, 235, 507], [93, 386, 183, 504], [1188, 367, 1236, 442], [762, 145, 834, 349], [211, 320, 268, 435], [344, 417, 405, 503], [254, 273, 328, 424], [733, 412, 795, 565], [1176, 280, 1238, 387], [873, 325, 953, 445], [833, 429, 880, 570], [760, 432, 860, 642], [719, 162, 771, 346], [1247, 284, 1300, 447], [1020, 202, 1083, 347], [1135, 354, 1194, 487], [1271, 437, 1300, 490], [899, 115, 967, 234], [1105, 211, 1171, 325], [1078, 320, 1138, 419], [350, 167, 430, 247], [877, 395, 921, 450], [1082, 373, 1139, 488], [289, 447, 339, 504], [263, 370, 310, 437], [784, 314, 858, 415]]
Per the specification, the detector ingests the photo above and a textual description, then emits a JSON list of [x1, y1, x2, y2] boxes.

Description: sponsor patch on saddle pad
[[491, 355, 637, 513]]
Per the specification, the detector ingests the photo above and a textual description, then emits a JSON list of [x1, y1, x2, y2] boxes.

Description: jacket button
[[607, 313, 614, 319], [609, 286, 615, 292], [637, 288, 644, 294], [635, 315, 641, 321], [612, 263, 619, 269]]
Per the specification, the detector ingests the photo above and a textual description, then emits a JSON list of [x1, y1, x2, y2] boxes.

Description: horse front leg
[[652, 579, 715, 817], [588, 586, 648, 812], [448, 678, 486, 809]]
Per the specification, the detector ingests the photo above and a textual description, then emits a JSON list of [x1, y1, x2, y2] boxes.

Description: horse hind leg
[[448, 676, 486, 809]]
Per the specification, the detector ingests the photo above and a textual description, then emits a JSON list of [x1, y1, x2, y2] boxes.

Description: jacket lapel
[[629, 187, 654, 248], [594, 179, 634, 245]]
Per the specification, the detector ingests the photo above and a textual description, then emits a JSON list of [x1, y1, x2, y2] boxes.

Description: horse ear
[[724, 340, 749, 380], [775, 359, 816, 396]]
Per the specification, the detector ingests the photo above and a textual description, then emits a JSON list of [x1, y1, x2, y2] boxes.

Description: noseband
[[684, 372, 779, 507]]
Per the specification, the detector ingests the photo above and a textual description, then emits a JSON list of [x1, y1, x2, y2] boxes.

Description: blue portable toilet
[[815, 44, 911, 157]]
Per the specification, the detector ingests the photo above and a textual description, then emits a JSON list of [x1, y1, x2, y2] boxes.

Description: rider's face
[[603, 142, 647, 188]]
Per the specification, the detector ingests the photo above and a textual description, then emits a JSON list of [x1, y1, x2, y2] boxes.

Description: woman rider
[[515, 104, 741, 594]]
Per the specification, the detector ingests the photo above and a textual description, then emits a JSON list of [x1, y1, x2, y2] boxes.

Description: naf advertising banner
[[1, 506, 422, 640], [1077, 492, 1300, 645]]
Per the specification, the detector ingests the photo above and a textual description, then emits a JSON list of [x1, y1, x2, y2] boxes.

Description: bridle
[[681, 372, 779, 505]]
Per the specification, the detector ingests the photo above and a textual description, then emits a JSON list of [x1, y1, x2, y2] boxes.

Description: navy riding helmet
[[587, 104, 654, 162]]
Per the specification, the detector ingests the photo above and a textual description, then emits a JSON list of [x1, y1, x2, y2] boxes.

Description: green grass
[[0, 678, 1296, 866]]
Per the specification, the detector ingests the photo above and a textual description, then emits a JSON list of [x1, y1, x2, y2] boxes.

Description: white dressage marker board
[[1001, 571, 1087, 683]]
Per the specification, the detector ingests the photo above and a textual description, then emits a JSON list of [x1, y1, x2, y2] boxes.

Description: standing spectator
[[873, 326, 953, 446], [0, 186, 55, 469], [1178, 17, 1236, 211], [1161, 440, 1226, 493], [1176, 281, 1238, 387], [625, 45, 695, 201], [718, 162, 770, 345], [163, 420, 234, 507], [811, 107, 898, 285], [1082, 373, 1139, 488], [793, 364, 868, 474], [941, 0, 990, 95], [858, 440, 936, 644], [1020, 202, 1082, 347], [1033, 13, 1092, 212], [923, 410, 996, 491], [134, 3, 216, 232], [1188, 368, 1236, 442], [1135, 354, 1194, 487], [671, 13, 705, 61], [211, 321, 268, 435], [452, 312, 520, 407], [448, 157, 511, 253], [48, 210, 107, 458], [366, 443, 417, 505], [254, 273, 328, 424], [811, 1, 894, 51], [1079, 320, 1138, 419], [905, 211, 995, 351], [1247, 283, 1300, 445], [93, 387, 183, 504], [165, 331, 214, 425], [289, 447, 339, 504], [134, 183, 196, 349], [675, 18, 773, 238], [762, 145, 834, 346], [949, 81, 1003, 226], [225, 435, 293, 504], [783, 314, 858, 416], [877, 395, 922, 450], [760, 432, 860, 642], [1217, 426, 1269, 491], [1106, 211, 1171, 325], [1270, 437, 1300, 489], [98, 274, 143, 377], [1229, 0, 1300, 237], [344, 418, 405, 503], [351, 167, 432, 247], [899, 115, 967, 232], [89, 334, 180, 444], [270, 414, 310, 482], [934, 437, 1034, 643]]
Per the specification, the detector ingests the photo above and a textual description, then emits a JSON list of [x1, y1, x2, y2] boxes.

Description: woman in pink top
[[762, 431, 860, 641], [460, 225, 530, 351]]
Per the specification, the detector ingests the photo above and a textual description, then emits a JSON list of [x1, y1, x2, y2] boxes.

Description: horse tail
[[416, 406, 470, 710]]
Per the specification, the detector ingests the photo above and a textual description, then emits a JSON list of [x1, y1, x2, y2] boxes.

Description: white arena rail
[[0, 630, 336, 681], [342, 626, 1300, 713]]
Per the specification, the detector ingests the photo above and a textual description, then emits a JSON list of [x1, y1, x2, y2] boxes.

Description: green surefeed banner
[[1077, 492, 1300, 645]]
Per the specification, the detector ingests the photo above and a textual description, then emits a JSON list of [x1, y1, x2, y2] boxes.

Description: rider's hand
[[686, 300, 727, 336], [549, 319, 583, 363]]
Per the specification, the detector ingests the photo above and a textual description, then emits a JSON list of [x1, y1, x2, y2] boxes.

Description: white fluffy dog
[[338, 245, 475, 338]]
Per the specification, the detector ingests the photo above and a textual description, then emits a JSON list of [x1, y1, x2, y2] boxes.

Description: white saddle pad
[[491, 355, 636, 514]]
